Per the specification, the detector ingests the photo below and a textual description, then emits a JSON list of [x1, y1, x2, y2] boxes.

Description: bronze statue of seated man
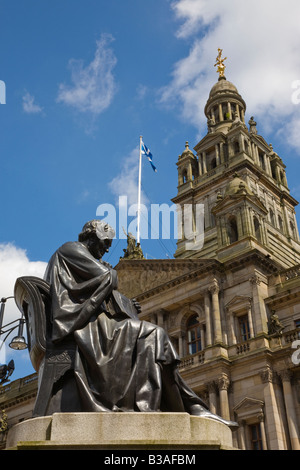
[[42, 219, 237, 430]]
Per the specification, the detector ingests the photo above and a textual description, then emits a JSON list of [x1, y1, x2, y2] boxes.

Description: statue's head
[[78, 220, 115, 259], [79, 220, 115, 241]]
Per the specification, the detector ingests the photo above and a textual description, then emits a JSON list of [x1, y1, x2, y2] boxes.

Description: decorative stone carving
[[260, 367, 277, 384], [217, 374, 230, 391]]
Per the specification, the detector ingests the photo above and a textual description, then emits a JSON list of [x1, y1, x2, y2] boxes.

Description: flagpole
[[137, 135, 142, 245]]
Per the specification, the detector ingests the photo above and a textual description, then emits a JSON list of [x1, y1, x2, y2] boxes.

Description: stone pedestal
[[6, 412, 236, 450]]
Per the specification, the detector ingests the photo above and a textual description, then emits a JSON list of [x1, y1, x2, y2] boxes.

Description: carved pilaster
[[217, 373, 230, 391], [278, 369, 293, 383], [206, 381, 218, 394], [260, 367, 278, 384], [217, 373, 231, 420], [249, 275, 261, 285], [209, 282, 220, 295], [206, 381, 218, 414], [209, 281, 222, 344]]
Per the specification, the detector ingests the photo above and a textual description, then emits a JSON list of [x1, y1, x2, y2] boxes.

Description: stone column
[[204, 195, 210, 229], [228, 310, 237, 344], [275, 164, 281, 182], [240, 108, 245, 122], [281, 201, 289, 237], [156, 310, 164, 328], [219, 103, 223, 121], [217, 374, 231, 420], [247, 304, 254, 338], [251, 143, 258, 164], [187, 162, 193, 182], [207, 381, 218, 415], [216, 217, 223, 248], [237, 420, 247, 450], [243, 206, 253, 237], [198, 154, 203, 176], [209, 282, 222, 344], [249, 275, 268, 335], [260, 367, 285, 450], [227, 102, 232, 120], [236, 209, 243, 239], [263, 153, 271, 176], [200, 324, 205, 349], [215, 144, 220, 166], [279, 370, 300, 450], [204, 291, 212, 346], [293, 211, 300, 241], [239, 134, 245, 153], [202, 152, 207, 174], [221, 216, 229, 246], [282, 171, 288, 187], [258, 413, 268, 450], [150, 313, 157, 324], [219, 142, 224, 164]]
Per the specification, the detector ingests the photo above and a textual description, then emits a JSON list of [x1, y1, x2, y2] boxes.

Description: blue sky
[[1, 0, 300, 380]]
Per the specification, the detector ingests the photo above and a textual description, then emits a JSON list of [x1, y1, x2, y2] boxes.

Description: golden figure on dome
[[214, 48, 227, 78]]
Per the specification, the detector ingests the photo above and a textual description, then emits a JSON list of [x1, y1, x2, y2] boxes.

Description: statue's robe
[[44, 241, 208, 414]]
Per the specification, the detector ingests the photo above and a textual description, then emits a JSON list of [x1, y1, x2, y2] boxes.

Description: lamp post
[[0, 296, 28, 384]]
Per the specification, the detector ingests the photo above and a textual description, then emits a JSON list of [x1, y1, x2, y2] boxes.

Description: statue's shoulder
[[57, 241, 87, 257]]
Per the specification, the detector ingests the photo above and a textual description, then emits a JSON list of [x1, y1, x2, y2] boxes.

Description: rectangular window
[[187, 326, 202, 355], [250, 423, 263, 450], [238, 315, 250, 342]]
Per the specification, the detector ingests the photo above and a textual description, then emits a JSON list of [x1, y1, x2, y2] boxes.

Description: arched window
[[259, 152, 265, 170], [253, 216, 261, 242], [210, 157, 217, 169], [182, 169, 188, 183], [234, 141, 240, 154], [228, 216, 238, 244], [269, 208, 275, 226], [214, 106, 219, 123], [187, 315, 202, 355], [290, 221, 297, 239], [222, 104, 230, 120], [223, 144, 229, 161], [192, 165, 198, 180], [278, 215, 283, 233], [271, 163, 277, 180]]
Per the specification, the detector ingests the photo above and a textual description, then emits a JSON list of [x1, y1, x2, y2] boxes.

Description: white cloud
[[57, 34, 118, 115], [22, 92, 43, 114], [108, 147, 148, 208], [0, 244, 47, 373], [0, 243, 47, 335], [161, 0, 300, 150]]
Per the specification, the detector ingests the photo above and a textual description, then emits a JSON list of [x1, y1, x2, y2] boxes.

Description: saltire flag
[[141, 141, 157, 172]]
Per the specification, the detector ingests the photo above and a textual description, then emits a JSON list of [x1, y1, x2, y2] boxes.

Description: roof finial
[[214, 48, 227, 79]]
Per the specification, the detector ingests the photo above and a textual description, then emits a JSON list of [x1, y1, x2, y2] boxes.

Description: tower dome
[[205, 77, 247, 134]]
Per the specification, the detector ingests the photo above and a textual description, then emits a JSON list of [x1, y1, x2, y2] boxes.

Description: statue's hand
[[132, 298, 141, 314]]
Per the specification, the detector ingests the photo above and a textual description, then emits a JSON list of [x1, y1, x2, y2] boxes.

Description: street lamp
[[0, 296, 28, 384]]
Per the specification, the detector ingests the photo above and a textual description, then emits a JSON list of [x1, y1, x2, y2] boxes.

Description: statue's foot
[[189, 404, 239, 431]]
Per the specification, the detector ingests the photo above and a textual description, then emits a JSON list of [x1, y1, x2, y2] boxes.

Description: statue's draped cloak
[[44, 241, 208, 413]]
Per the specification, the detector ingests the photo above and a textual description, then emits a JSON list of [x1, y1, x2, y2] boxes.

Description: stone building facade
[[116, 74, 300, 450], [1, 73, 300, 450]]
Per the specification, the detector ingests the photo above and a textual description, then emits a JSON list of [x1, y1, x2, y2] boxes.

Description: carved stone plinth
[[6, 412, 236, 450]]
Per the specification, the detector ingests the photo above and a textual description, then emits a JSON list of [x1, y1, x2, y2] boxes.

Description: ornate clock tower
[[173, 51, 300, 269]]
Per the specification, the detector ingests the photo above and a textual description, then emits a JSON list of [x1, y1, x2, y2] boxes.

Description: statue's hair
[[78, 220, 115, 242]]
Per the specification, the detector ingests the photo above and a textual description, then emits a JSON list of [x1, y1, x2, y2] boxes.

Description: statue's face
[[88, 236, 112, 260]]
